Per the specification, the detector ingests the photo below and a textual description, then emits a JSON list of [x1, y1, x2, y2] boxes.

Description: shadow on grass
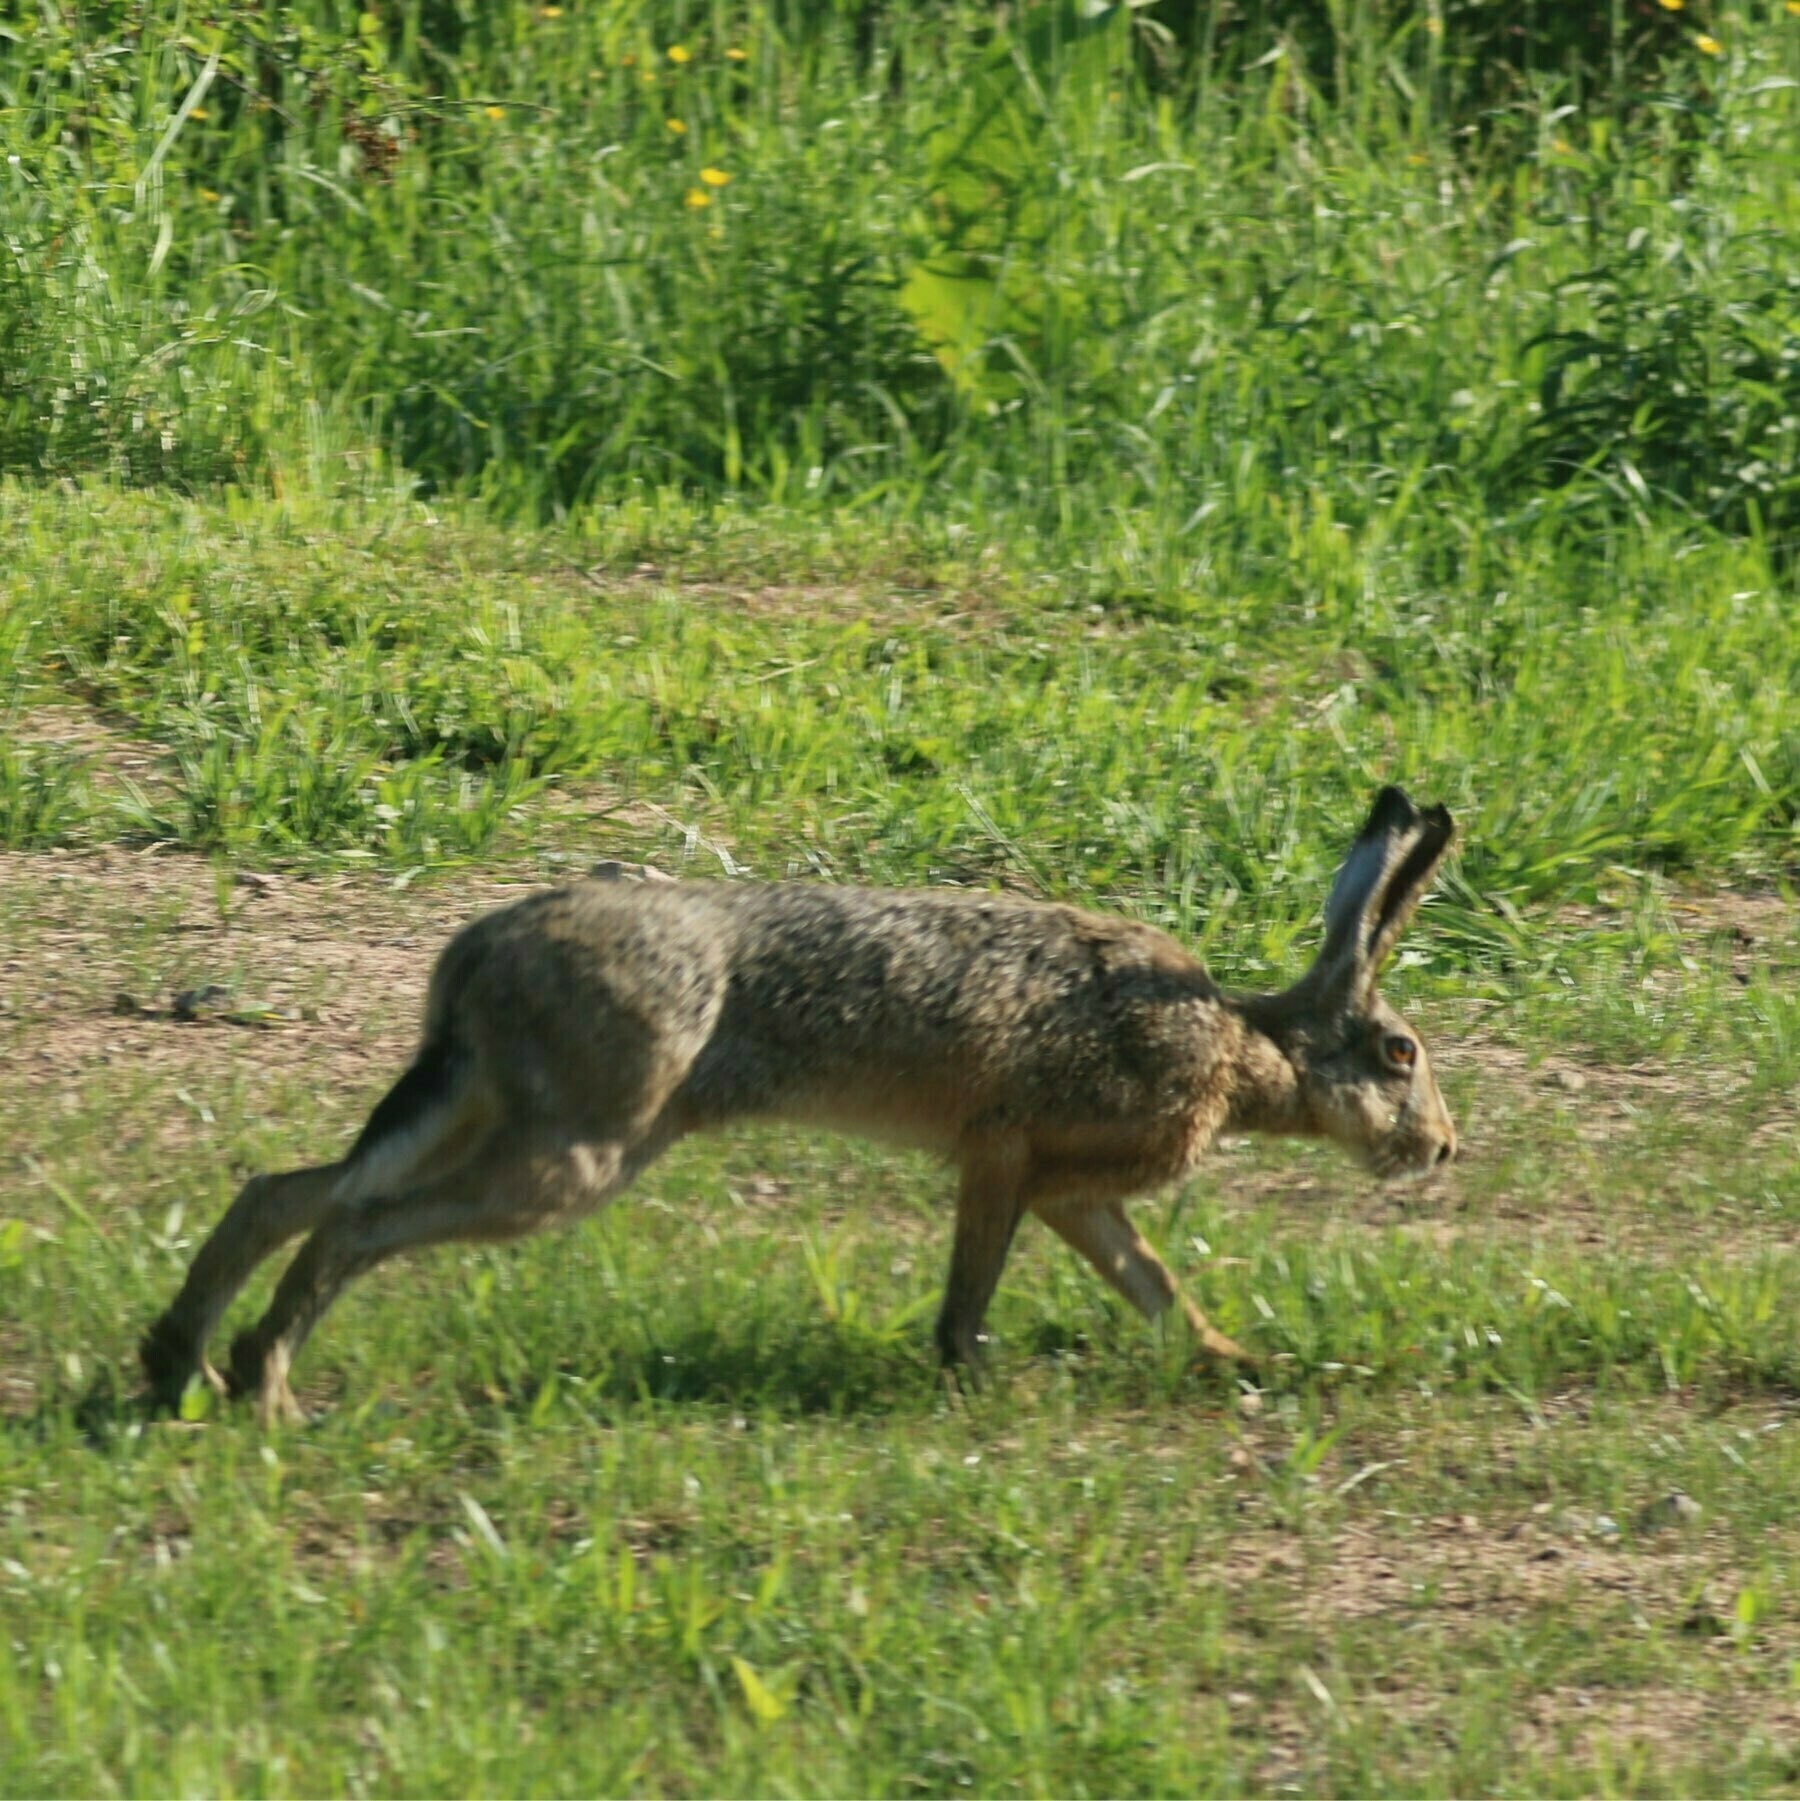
[[32, 1299, 1797, 1442], [14, 1321, 960, 1436], [459, 1316, 941, 1421], [473, 1314, 1254, 1424]]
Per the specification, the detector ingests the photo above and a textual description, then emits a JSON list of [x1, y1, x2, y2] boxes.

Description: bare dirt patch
[[1221, 1507, 1746, 1634], [1216, 1476, 1800, 1784], [1243, 1679, 1800, 1791], [1516, 1682, 1800, 1770], [0, 849, 534, 1171], [13, 703, 170, 797], [602, 567, 1001, 625]]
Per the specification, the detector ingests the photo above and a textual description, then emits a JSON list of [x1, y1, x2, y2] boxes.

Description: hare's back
[[677, 881, 1231, 1137]]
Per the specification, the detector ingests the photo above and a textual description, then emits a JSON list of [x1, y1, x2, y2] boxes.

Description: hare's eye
[[1382, 1034, 1417, 1071]]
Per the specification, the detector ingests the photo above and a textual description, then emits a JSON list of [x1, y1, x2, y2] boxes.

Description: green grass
[[2, 479, 1796, 919], [3, 0, 1800, 1793], [1, 487, 1797, 1796], [5, 2, 1798, 542]]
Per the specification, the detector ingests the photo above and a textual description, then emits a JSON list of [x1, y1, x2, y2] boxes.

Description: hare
[[141, 786, 1457, 1422]]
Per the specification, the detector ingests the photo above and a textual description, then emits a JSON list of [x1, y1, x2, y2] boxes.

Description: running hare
[[142, 786, 1457, 1421]]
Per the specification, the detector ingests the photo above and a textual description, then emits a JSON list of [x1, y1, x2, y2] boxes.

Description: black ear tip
[[1425, 801, 1455, 839], [1365, 785, 1418, 835]]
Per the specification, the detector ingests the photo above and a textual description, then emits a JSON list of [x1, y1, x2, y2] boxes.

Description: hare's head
[[1242, 787, 1458, 1180]]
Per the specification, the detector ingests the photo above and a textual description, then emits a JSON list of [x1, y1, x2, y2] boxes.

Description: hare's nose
[[1435, 1139, 1455, 1167]]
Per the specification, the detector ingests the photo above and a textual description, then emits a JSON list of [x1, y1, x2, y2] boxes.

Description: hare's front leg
[[1035, 1198, 1254, 1365], [934, 1133, 1031, 1368]]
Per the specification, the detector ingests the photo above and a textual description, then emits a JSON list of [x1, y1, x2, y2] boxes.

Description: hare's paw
[[227, 1330, 307, 1427], [1182, 1304, 1259, 1368], [139, 1313, 206, 1412]]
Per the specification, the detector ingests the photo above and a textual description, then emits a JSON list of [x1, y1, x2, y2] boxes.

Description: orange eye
[[1383, 1034, 1417, 1071]]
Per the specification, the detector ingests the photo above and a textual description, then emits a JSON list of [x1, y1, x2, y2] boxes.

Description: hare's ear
[[1308, 787, 1454, 1005]]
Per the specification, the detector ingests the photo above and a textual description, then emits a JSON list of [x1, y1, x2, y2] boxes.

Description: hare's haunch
[[142, 787, 1457, 1422]]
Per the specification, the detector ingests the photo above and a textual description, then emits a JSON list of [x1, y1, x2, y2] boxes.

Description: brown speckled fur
[[141, 788, 1459, 1423]]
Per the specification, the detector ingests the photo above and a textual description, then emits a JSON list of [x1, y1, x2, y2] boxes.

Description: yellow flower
[[485, 104, 506, 119], [191, 107, 209, 120], [726, 47, 748, 61], [667, 44, 691, 64], [640, 70, 657, 84], [699, 166, 731, 187], [1657, 0, 1683, 10], [666, 117, 686, 134], [1424, 15, 1442, 36], [540, 4, 563, 15], [200, 187, 220, 202], [621, 53, 635, 66], [684, 187, 711, 208], [1552, 137, 1573, 153], [1788, 1, 1800, 14], [1695, 31, 1722, 53]]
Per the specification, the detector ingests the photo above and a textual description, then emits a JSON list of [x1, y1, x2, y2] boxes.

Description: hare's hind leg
[[1035, 1199, 1253, 1365], [226, 1132, 653, 1425], [140, 1037, 490, 1412], [140, 1162, 348, 1409]]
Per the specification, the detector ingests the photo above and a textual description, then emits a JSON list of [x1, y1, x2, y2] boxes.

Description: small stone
[[236, 870, 279, 894], [1237, 1389, 1264, 1418], [1553, 1067, 1587, 1093], [111, 992, 143, 1016], [588, 859, 673, 884], [1635, 1491, 1703, 1534]]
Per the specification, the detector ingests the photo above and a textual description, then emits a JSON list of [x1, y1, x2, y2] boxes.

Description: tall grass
[[5, 2, 1797, 551]]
